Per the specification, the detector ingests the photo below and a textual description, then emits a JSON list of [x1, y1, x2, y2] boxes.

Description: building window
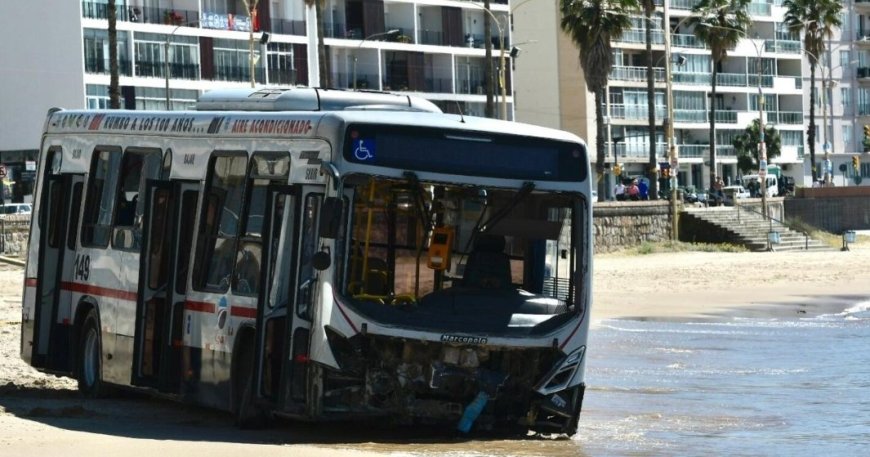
[[842, 87, 851, 108], [86, 84, 110, 109], [843, 124, 853, 151]]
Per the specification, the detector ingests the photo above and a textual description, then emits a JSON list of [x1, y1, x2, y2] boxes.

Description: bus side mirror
[[318, 197, 343, 239], [312, 251, 331, 271]]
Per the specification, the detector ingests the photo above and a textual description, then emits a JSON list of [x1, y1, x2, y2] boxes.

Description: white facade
[[0, 0, 516, 156]]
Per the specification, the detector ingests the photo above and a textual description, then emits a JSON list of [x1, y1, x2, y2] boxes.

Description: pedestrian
[[614, 180, 626, 201], [627, 179, 640, 200], [638, 179, 649, 200]]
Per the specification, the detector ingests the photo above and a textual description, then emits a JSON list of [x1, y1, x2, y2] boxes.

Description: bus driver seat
[[462, 234, 512, 289]]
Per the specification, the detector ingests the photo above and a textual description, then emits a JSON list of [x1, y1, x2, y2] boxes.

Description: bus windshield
[[338, 175, 586, 335]]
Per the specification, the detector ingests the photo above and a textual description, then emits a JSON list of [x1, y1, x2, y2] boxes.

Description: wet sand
[[1, 240, 869, 456]]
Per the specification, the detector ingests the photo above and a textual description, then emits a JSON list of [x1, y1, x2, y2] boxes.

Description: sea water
[[356, 302, 870, 457], [577, 301, 870, 456]]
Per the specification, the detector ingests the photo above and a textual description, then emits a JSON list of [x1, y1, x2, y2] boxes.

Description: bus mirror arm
[[320, 161, 341, 190]]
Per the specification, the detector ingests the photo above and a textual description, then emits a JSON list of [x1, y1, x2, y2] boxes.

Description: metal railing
[[617, 29, 665, 45], [734, 202, 810, 250], [764, 40, 801, 54], [270, 19, 306, 36], [609, 65, 666, 82], [672, 33, 706, 49]]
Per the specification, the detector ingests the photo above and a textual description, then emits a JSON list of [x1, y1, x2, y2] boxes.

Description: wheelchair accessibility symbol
[[354, 139, 375, 161]]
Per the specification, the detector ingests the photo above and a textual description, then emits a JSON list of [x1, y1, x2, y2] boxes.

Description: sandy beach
[[1, 240, 869, 456]]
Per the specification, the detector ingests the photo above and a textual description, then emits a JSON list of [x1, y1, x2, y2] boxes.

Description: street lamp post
[[663, 0, 678, 239], [470, 4, 508, 120], [242, 0, 260, 88], [353, 29, 399, 90], [164, 21, 198, 110]]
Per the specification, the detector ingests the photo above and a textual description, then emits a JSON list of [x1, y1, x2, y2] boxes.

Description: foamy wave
[[842, 301, 870, 319]]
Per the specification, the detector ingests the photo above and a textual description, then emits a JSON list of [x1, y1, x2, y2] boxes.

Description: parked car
[[0, 203, 32, 215]]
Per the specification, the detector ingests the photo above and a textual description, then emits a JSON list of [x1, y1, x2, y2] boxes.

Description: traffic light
[[661, 167, 670, 178], [864, 125, 870, 139], [613, 164, 622, 176], [853, 155, 861, 170]]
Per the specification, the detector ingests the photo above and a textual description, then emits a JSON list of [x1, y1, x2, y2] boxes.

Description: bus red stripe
[[230, 306, 257, 318], [60, 281, 137, 302], [25, 278, 37, 287], [185, 300, 215, 313]]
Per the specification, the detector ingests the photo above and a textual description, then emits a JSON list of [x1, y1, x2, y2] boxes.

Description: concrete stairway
[[682, 206, 834, 252]]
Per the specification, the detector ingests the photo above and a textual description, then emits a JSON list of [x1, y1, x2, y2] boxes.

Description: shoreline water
[[1, 244, 869, 456]]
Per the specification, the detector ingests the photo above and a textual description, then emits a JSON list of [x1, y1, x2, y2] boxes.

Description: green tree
[[108, 0, 120, 109], [560, 0, 638, 198], [688, 0, 751, 185], [732, 119, 781, 175], [783, 0, 842, 182], [642, 0, 658, 199]]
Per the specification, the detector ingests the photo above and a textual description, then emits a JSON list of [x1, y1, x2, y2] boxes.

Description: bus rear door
[[29, 173, 84, 372], [133, 180, 198, 392]]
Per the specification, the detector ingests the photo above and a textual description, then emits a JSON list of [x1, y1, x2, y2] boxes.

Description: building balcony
[[424, 77, 454, 94], [210, 65, 264, 84], [764, 40, 801, 54], [456, 79, 487, 95], [857, 67, 870, 79], [609, 65, 666, 83], [605, 142, 668, 160], [671, 0, 703, 10], [270, 19, 306, 36], [609, 104, 667, 121], [202, 11, 254, 32], [855, 0, 870, 12], [616, 28, 664, 45], [748, 2, 771, 17], [420, 30, 444, 46], [85, 57, 132, 76], [672, 33, 705, 49], [268, 68, 299, 86], [771, 111, 803, 125], [135, 61, 200, 80]]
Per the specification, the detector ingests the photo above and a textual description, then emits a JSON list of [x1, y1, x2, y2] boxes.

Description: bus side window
[[113, 149, 161, 250], [192, 154, 247, 292], [81, 148, 122, 248]]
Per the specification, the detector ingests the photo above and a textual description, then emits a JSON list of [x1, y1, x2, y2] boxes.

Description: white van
[[741, 174, 778, 197], [0, 203, 32, 215]]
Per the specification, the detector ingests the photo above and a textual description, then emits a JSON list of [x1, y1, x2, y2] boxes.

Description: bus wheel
[[233, 338, 268, 429], [77, 310, 106, 397]]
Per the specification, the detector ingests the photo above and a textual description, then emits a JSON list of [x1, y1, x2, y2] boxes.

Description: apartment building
[[0, 0, 517, 201], [515, 0, 832, 195], [823, 1, 870, 185]]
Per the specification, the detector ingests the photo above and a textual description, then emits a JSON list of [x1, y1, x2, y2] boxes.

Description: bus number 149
[[73, 254, 90, 281]]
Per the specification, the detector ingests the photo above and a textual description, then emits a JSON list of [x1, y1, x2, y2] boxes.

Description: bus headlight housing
[[533, 346, 585, 395]]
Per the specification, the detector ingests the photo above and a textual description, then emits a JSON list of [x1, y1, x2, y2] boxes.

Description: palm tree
[[641, 1, 658, 199], [560, 0, 639, 199], [689, 0, 751, 185], [783, 0, 842, 182], [108, 0, 120, 109], [303, 0, 330, 87]]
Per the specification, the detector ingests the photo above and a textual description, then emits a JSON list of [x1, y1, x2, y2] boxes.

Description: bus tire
[[233, 337, 268, 429], [76, 309, 106, 397]]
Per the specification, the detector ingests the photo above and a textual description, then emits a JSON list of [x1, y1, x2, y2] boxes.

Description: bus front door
[[251, 185, 314, 414], [134, 180, 198, 393], [29, 174, 83, 371]]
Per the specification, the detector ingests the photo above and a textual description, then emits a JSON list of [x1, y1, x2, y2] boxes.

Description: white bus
[[22, 87, 592, 435]]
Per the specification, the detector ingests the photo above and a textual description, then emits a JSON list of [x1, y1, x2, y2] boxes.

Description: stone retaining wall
[[593, 201, 673, 253], [0, 215, 31, 258]]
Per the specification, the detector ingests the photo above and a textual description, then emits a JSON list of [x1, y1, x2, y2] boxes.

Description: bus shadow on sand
[[0, 384, 554, 446]]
